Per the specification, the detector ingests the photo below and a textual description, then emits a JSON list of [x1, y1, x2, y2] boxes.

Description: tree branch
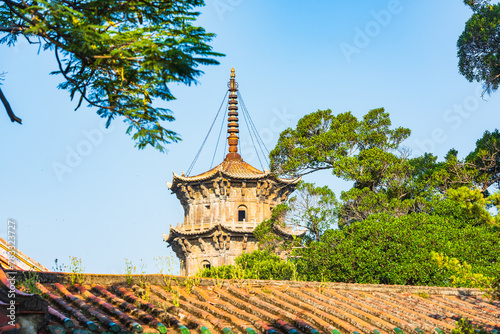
[[93, 55, 143, 60], [0, 87, 22, 124], [1, 0, 26, 10], [2, 0, 69, 50], [54, 46, 111, 111], [0, 26, 27, 32]]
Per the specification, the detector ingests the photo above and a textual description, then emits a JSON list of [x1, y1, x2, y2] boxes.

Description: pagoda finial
[[226, 68, 241, 160]]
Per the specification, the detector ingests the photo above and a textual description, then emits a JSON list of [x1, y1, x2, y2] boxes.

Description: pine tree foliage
[[458, 0, 500, 95]]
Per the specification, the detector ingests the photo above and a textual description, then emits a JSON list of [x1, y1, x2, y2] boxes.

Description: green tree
[[253, 203, 302, 253], [431, 251, 495, 289], [427, 149, 476, 193], [418, 130, 500, 201], [458, 0, 500, 95], [465, 129, 500, 192], [270, 107, 500, 227], [0, 0, 223, 151], [270, 108, 416, 226], [252, 182, 336, 254], [446, 186, 500, 225], [269, 108, 410, 179], [264, 107, 500, 288], [286, 182, 338, 242]]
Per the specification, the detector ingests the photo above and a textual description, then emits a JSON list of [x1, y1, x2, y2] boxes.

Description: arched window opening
[[238, 205, 247, 222], [202, 260, 211, 270]]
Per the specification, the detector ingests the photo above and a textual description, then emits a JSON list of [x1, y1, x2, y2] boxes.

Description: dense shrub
[[451, 318, 492, 334], [295, 207, 500, 286], [197, 250, 297, 280]]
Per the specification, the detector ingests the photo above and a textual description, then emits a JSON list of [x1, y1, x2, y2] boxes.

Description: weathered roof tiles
[[169, 158, 299, 186], [2, 267, 499, 334]]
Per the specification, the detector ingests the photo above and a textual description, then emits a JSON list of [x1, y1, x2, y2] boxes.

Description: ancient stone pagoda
[[163, 69, 301, 276]]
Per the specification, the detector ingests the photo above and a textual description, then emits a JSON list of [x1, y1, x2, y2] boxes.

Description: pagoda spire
[[226, 68, 241, 160]]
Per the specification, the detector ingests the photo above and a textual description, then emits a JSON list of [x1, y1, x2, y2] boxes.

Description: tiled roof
[[0, 237, 49, 271], [176, 158, 265, 182], [2, 267, 499, 334], [170, 158, 299, 185]]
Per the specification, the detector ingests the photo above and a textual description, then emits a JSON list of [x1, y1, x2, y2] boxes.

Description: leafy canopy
[[465, 129, 500, 192], [270, 108, 500, 226], [286, 182, 338, 242], [0, 0, 223, 151], [270, 108, 416, 226], [269, 108, 410, 179], [458, 0, 500, 95]]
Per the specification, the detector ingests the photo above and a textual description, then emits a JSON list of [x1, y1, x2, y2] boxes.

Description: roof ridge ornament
[[225, 68, 241, 161]]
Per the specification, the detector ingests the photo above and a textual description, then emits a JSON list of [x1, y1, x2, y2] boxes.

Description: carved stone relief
[[198, 237, 206, 252], [242, 234, 248, 250], [174, 237, 192, 253]]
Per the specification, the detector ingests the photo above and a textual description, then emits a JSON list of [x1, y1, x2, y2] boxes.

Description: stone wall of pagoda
[[171, 228, 260, 276], [173, 176, 293, 232]]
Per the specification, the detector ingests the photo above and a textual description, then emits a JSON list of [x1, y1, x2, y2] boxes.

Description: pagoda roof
[[169, 157, 299, 187], [163, 222, 306, 243], [169, 68, 300, 189]]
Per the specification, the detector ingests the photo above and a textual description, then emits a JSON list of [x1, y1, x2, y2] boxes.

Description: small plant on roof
[[155, 255, 176, 290], [417, 292, 429, 299], [52, 258, 67, 272], [194, 275, 201, 288], [215, 269, 224, 289], [163, 278, 178, 293], [154, 255, 175, 274], [144, 282, 151, 302], [318, 274, 328, 294], [171, 288, 180, 307], [124, 258, 136, 285], [69, 257, 84, 285], [183, 277, 193, 294], [185, 275, 201, 294], [139, 259, 147, 290], [230, 261, 246, 284], [289, 259, 302, 282], [153, 298, 169, 318], [17, 271, 44, 297], [451, 318, 491, 334]]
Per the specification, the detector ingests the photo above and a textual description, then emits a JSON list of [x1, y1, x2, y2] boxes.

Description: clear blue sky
[[1, 0, 499, 274]]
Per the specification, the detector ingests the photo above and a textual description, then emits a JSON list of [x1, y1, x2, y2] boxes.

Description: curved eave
[[270, 174, 301, 185], [169, 171, 300, 190], [163, 223, 256, 243], [273, 224, 307, 238], [172, 169, 266, 182]]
